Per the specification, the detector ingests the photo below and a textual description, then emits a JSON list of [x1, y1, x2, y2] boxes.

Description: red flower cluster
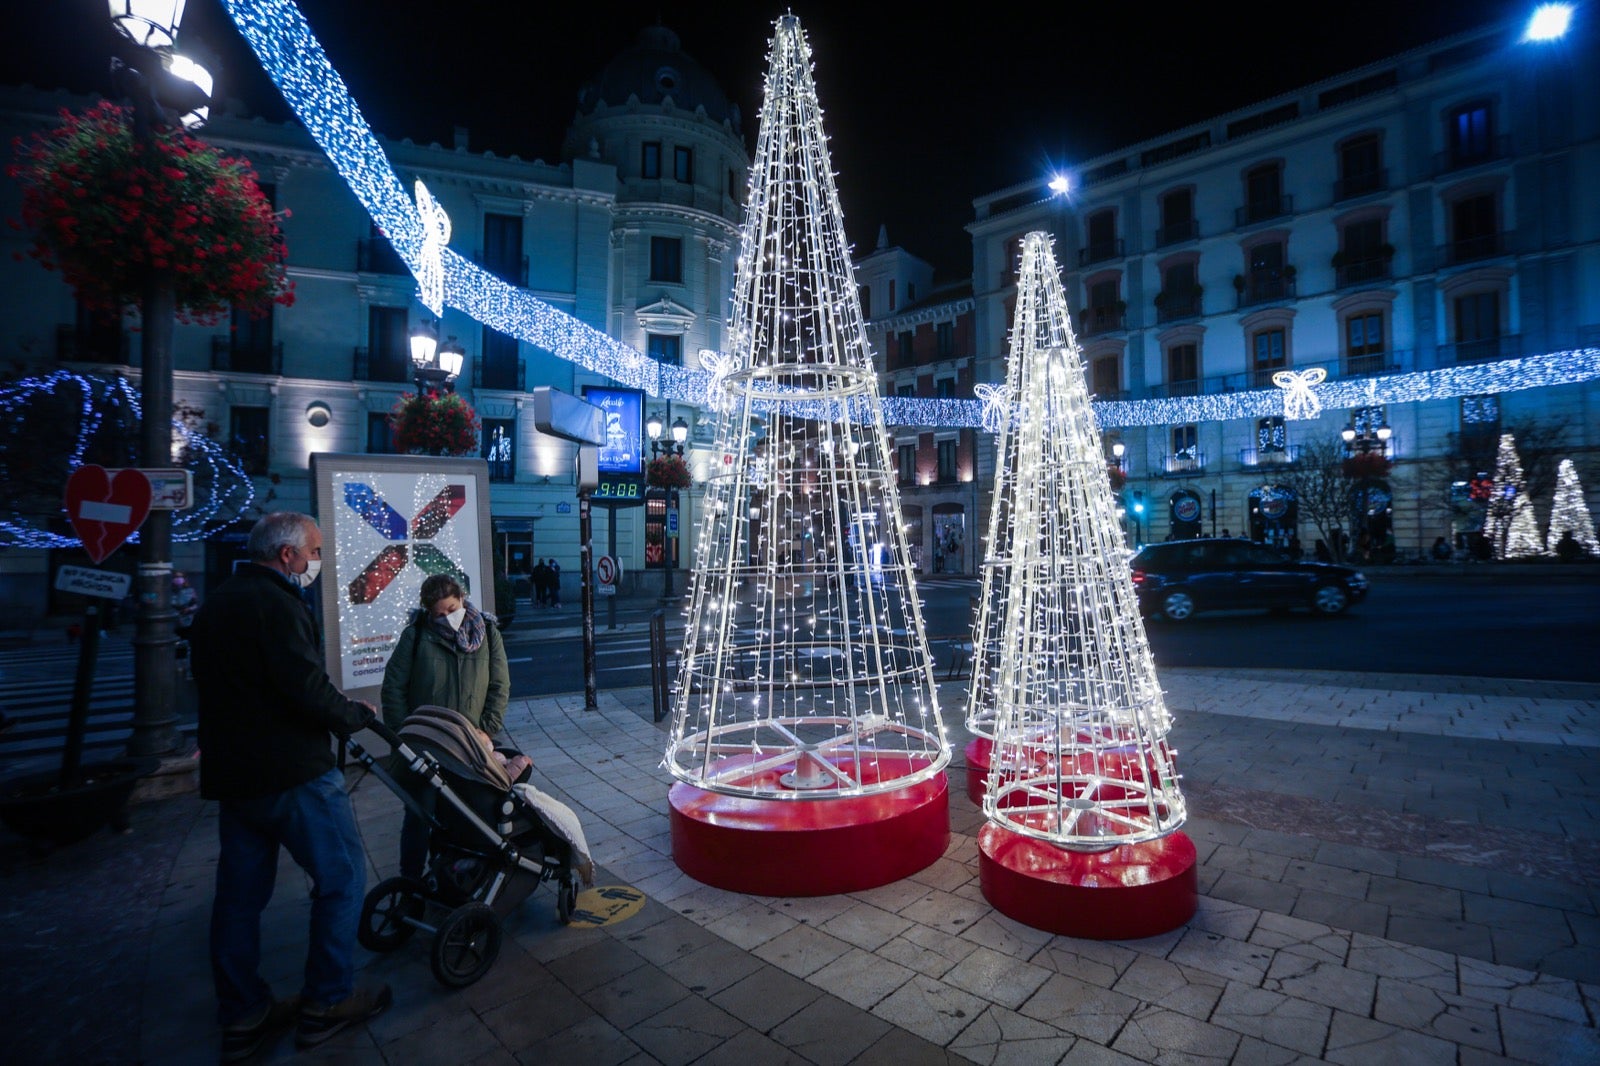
[[1342, 452, 1392, 480], [8, 102, 294, 324], [1107, 465, 1127, 491], [647, 454, 692, 489], [390, 390, 482, 456]]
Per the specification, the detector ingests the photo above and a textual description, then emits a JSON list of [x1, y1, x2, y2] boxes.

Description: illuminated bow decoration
[[413, 179, 451, 317], [974, 382, 1012, 435], [699, 349, 741, 413], [1272, 368, 1327, 421]]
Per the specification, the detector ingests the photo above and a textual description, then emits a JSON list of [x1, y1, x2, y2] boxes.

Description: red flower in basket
[[647, 454, 692, 489], [389, 391, 482, 457]]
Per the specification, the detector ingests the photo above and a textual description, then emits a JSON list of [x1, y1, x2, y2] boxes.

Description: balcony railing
[[474, 356, 525, 392], [1146, 379, 1200, 399], [1332, 169, 1388, 202], [1238, 444, 1301, 467], [211, 336, 283, 375], [1155, 218, 1198, 247], [355, 237, 408, 275], [1237, 269, 1296, 307], [1079, 305, 1126, 336], [56, 324, 131, 364], [1154, 290, 1202, 322], [1335, 255, 1393, 287], [1433, 135, 1511, 176], [1078, 239, 1124, 267], [1235, 194, 1293, 227], [1159, 451, 1208, 476], [1439, 334, 1520, 365], [473, 250, 529, 287], [353, 345, 410, 383], [1343, 351, 1400, 378], [1441, 232, 1506, 266]]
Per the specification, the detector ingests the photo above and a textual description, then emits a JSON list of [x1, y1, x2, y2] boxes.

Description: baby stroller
[[345, 707, 588, 988]]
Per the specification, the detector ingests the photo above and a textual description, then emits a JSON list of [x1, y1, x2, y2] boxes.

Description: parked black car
[[1129, 538, 1369, 622]]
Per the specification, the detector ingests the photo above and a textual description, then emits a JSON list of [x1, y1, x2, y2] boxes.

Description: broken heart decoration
[[64, 465, 152, 564]]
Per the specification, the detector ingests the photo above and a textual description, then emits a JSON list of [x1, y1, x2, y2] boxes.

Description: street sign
[[130, 468, 193, 510], [596, 554, 618, 596], [667, 510, 679, 535], [64, 464, 152, 564], [54, 565, 132, 600]]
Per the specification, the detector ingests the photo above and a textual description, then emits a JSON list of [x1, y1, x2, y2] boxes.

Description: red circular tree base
[[978, 824, 1198, 939], [965, 737, 992, 805], [670, 771, 950, 897]]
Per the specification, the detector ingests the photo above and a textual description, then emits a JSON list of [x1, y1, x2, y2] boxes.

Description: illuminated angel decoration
[[974, 382, 1012, 435], [1272, 367, 1327, 421], [413, 179, 451, 317]]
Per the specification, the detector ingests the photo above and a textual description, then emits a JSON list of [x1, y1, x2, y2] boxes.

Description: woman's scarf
[[427, 599, 486, 654]]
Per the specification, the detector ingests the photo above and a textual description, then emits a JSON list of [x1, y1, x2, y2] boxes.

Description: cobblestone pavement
[[4, 668, 1598, 1064]]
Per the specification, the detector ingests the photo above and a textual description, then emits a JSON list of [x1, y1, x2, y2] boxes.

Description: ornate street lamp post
[[408, 318, 466, 394], [646, 410, 689, 600]]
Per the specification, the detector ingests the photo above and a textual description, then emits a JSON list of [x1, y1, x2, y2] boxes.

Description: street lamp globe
[[672, 416, 689, 447], [409, 318, 439, 368], [437, 335, 466, 380], [646, 411, 663, 441], [107, 0, 186, 49]]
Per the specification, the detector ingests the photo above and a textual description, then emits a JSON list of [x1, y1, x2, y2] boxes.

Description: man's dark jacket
[[192, 563, 371, 801]]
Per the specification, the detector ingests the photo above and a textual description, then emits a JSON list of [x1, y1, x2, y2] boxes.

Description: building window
[[896, 384, 915, 399], [907, 282, 917, 303], [1450, 193, 1499, 262], [1344, 311, 1386, 375], [935, 377, 956, 399], [1158, 188, 1196, 245], [1337, 217, 1389, 285], [898, 443, 917, 485], [229, 405, 270, 476], [366, 412, 397, 454], [642, 141, 661, 179], [1459, 394, 1500, 458], [1084, 277, 1122, 334], [1257, 416, 1287, 454], [1336, 135, 1383, 199], [1252, 328, 1287, 385], [935, 321, 953, 357], [1448, 102, 1493, 167], [1092, 355, 1120, 397], [481, 212, 524, 286], [1454, 291, 1501, 362], [1243, 163, 1286, 223], [937, 439, 958, 482], [888, 279, 896, 311], [647, 333, 682, 366], [649, 236, 682, 283], [480, 327, 519, 390], [1172, 424, 1198, 462], [1166, 343, 1199, 395], [673, 145, 694, 183], [365, 305, 409, 382], [482, 419, 516, 482], [1081, 209, 1119, 264], [897, 330, 914, 367], [1157, 261, 1201, 321], [859, 286, 871, 319], [1244, 240, 1290, 303]]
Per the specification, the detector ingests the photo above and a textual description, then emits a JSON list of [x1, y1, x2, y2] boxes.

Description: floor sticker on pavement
[[568, 885, 646, 927]]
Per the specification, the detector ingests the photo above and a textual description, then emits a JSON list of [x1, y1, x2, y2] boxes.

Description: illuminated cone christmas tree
[[1485, 433, 1543, 559], [1546, 458, 1598, 558], [663, 15, 948, 808], [976, 232, 1184, 850]]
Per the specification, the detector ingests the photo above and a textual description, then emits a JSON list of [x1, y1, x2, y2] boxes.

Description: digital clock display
[[593, 477, 645, 503]]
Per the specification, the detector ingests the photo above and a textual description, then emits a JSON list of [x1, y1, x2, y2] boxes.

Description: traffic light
[[1131, 491, 1146, 515]]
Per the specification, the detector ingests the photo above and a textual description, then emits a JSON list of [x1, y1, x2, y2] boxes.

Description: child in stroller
[[345, 705, 592, 988]]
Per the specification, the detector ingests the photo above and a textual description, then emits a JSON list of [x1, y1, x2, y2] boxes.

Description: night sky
[[12, 0, 1530, 278]]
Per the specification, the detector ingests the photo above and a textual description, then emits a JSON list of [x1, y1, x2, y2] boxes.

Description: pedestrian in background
[[190, 512, 389, 1060], [381, 573, 510, 880], [547, 558, 562, 606], [532, 558, 551, 607]]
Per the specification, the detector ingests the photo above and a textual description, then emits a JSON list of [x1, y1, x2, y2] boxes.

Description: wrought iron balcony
[[472, 250, 529, 287], [1158, 451, 1208, 476], [474, 356, 525, 392], [1439, 334, 1520, 365], [355, 237, 408, 275], [1235, 194, 1293, 228], [1236, 269, 1297, 307], [1335, 254, 1393, 288], [1433, 135, 1511, 176], [1332, 169, 1387, 202], [211, 336, 283, 375], [353, 345, 410, 383], [1154, 289, 1202, 322], [1078, 238, 1124, 267], [1238, 444, 1301, 467], [1154, 219, 1199, 247], [1079, 304, 1126, 336], [1441, 232, 1506, 266]]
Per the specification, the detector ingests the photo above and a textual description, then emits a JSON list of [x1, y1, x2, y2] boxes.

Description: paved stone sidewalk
[[4, 668, 1598, 1064]]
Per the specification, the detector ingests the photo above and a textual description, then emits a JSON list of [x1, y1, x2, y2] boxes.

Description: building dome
[[575, 25, 741, 136]]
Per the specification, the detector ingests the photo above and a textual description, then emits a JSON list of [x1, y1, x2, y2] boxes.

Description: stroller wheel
[[359, 877, 426, 952], [431, 902, 501, 988], [557, 873, 578, 925]]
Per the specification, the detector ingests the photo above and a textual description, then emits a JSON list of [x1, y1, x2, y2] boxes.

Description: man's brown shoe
[[294, 983, 392, 1049]]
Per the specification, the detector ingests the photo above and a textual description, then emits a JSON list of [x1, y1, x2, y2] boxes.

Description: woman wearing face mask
[[381, 574, 511, 880]]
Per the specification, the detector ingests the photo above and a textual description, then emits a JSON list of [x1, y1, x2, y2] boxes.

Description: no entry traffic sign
[[64, 464, 152, 564]]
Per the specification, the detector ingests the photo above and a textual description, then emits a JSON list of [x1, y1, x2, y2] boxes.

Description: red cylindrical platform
[[670, 764, 949, 896], [964, 736, 992, 805], [978, 823, 1197, 939]]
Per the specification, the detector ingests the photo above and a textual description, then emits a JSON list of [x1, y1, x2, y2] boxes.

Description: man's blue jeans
[[210, 768, 365, 1025]]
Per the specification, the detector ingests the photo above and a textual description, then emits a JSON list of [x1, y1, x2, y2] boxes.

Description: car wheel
[[1160, 591, 1196, 622], [1311, 583, 1349, 616]]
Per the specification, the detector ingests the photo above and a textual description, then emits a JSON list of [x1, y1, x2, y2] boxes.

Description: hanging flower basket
[[647, 454, 692, 489], [1342, 452, 1392, 480], [9, 101, 294, 323], [1107, 465, 1127, 492], [389, 391, 482, 456]]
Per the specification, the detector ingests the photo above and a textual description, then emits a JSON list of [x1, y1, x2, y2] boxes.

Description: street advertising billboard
[[584, 386, 645, 476], [310, 453, 493, 701]]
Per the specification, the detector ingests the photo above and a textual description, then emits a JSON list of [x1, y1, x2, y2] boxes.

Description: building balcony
[[1146, 379, 1201, 400], [1335, 253, 1393, 288], [1078, 239, 1124, 267], [1236, 269, 1297, 308], [353, 346, 410, 383], [1079, 304, 1126, 336], [474, 356, 525, 392], [1158, 451, 1208, 477], [355, 237, 408, 275], [1235, 194, 1293, 228], [211, 336, 282, 375], [1238, 444, 1301, 468], [1440, 232, 1508, 267], [1342, 350, 1403, 378], [1433, 135, 1511, 177], [1154, 290, 1203, 322], [56, 324, 130, 365], [1439, 334, 1521, 365], [1332, 169, 1388, 202], [1154, 219, 1199, 247], [472, 250, 529, 287]]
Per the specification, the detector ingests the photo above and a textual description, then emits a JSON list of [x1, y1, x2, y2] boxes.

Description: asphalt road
[[504, 571, 1600, 694]]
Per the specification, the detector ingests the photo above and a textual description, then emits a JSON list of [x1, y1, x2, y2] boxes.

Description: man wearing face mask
[[191, 511, 388, 1059], [381, 572, 510, 879]]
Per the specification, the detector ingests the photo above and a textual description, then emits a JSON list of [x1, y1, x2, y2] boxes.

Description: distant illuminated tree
[[1484, 433, 1542, 559], [1546, 459, 1598, 559]]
